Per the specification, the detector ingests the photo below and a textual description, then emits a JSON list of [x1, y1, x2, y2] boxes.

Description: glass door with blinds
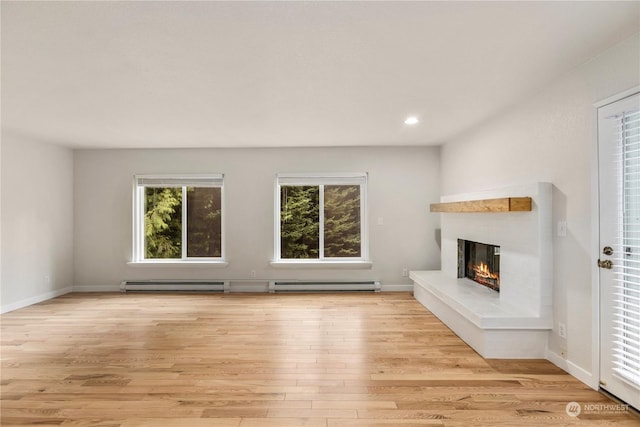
[[598, 91, 640, 411]]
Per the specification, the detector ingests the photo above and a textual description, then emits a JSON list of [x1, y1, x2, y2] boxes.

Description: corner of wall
[[1, 286, 73, 314], [545, 347, 598, 390]]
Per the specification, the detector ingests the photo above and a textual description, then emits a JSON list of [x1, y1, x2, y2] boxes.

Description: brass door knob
[[598, 259, 613, 269]]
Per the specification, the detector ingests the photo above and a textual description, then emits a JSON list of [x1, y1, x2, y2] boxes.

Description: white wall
[[0, 138, 3, 309], [1, 135, 74, 312], [73, 146, 440, 291], [440, 34, 640, 384]]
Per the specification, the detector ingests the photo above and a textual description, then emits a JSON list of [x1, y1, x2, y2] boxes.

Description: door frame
[[591, 85, 640, 391]]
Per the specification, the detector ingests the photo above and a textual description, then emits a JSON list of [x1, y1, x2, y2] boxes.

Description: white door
[[598, 91, 640, 411]]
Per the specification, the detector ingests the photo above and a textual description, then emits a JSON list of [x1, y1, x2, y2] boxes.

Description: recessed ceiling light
[[404, 116, 419, 125]]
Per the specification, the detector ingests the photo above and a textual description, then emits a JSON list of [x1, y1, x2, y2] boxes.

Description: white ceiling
[[2, 1, 639, 149]]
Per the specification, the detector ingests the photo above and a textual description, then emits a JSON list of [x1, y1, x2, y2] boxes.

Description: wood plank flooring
[[1, 292, 638, 426]]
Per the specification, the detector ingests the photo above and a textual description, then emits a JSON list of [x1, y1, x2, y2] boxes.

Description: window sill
[[269, 260, 373, 269], [127, 260, 229, 268]]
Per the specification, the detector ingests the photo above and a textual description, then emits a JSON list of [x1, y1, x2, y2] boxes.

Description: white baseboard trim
[[1, 286, 73, 314], [381, 283, 414, 292], [73, 285, 121, 292], [545, 348, 598, 390]]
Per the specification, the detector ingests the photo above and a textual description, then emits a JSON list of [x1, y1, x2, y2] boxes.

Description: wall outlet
[[558, 322, 567, 339], [560, 348, 567, 359], [402, 268, 409, 277], [250, 270, 256, 278], [557, 221, 567, 237]]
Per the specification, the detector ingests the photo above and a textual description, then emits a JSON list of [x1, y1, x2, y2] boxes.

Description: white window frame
[[273, 172, 370, 266], [132, 174, 226, 264]]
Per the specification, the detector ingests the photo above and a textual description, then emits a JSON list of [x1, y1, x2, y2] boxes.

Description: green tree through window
[[280, 186, 320, 259], [140, 181, 222, 260], [186, 187, 222, 257], [145, 187, 182, 258], [280, 183, 362, 259], [324, 185, 361, 257]]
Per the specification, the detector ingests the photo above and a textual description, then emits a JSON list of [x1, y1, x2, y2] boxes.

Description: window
[[275, 173, 368, 262], [133, 175, 224, 262]]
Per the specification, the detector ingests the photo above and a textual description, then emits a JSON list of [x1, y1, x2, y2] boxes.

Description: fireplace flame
[[472, 262, 499, 280], [460, 239, 500, 292]]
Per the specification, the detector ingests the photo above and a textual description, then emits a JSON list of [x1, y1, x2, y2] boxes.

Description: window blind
[[277, 173, 367, 186], [136, 175, 224, 188], [612, 108, 640, 388]]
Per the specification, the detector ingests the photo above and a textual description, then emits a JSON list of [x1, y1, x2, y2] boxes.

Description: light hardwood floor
[[1, 292, 638, 426]]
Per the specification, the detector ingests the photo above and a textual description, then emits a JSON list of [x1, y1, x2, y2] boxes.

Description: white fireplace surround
[[411, 182, 553, 358]]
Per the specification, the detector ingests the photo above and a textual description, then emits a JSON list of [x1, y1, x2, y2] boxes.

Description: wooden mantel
[[430, 197, 532, 213]]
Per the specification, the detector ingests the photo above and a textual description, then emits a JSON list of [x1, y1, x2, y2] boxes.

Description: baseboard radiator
[[268, 280, 381, 293], [120, 280, 230, 293]]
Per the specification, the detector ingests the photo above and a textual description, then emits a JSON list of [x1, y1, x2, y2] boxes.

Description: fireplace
[[458, 239, 500, 292], [411, 183, 553, 358]]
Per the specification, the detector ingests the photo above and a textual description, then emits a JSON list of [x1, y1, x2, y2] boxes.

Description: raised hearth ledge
[[411, 270, 552, 359]]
